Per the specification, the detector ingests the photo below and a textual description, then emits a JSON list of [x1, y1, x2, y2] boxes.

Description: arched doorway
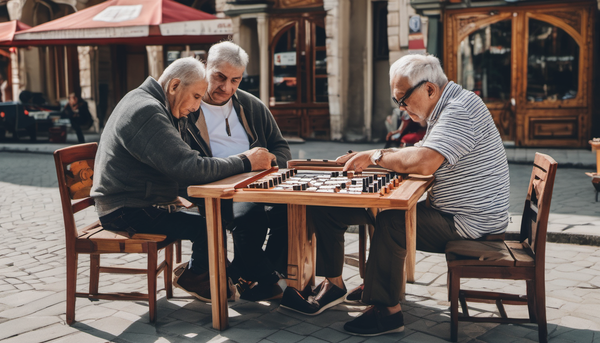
[[269, 13, 329, 139]]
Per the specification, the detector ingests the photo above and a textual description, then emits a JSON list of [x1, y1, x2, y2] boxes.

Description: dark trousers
[[99, 207, 209, 274], [228, 202, 288, 284], [308, 206, 374, 277], [309, 202, 463, 307], [69, 119, 85, 143]]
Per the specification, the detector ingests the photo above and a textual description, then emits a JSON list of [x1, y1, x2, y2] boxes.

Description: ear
[[168, 79, 181, 95], [427, 82, 436, 98]]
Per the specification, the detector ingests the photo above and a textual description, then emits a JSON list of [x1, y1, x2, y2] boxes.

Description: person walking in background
[[62, 93, 91, 143], [0, 73, 8, 102]]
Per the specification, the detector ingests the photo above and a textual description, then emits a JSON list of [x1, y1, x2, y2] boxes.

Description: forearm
[[378, 147, 444, 175]]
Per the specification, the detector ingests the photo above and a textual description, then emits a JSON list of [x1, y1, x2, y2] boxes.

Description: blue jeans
[[99, 207, 210, 274]]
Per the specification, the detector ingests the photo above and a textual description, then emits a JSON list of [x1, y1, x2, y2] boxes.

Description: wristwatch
[[370, 149, 383, 165]]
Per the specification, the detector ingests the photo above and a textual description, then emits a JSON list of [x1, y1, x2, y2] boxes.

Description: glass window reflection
[[273, 26, 297, 103], [457, 20, 512, 103], [527, 19, 578, 102]]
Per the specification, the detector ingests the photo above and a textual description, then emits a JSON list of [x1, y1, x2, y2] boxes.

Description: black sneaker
[[280, 279, 346, 315], [345, 284, 365, 305], [173, 262, 235, 302], [235, 277, 283, 301], [344, 306, 404, 336]]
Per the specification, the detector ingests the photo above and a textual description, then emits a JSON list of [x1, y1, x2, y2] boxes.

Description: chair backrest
[[519, 153, 557, 267], [54, 143, 98, 247]]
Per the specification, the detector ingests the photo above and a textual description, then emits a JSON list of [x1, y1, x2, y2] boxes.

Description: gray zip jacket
[[91, 77, 250, 216]]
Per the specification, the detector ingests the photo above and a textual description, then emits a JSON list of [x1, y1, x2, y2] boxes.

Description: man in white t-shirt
[[176, 41, 292, 302]]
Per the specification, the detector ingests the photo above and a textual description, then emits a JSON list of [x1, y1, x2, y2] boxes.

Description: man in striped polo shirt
[[279, 54, 510, 336]]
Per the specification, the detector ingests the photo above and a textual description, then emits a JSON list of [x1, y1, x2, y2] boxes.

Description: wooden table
[[187, 161, 434, 330]]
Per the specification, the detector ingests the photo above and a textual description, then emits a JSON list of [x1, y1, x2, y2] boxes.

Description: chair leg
[[66, 252, 78, 325], [176, 240, 182, 264], [164, 243, 174, 299], [147, 242, 158, 323], [534, 278, 548, 343], [526, 280, 537, 322], [89, 254, 100, 296], [449, 268, 460, 342]]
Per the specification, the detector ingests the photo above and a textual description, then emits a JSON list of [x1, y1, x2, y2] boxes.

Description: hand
[[244, 147, 276, 171], [341, 150, 378, 172], [175, 196, 194, 209], [386, 131, 393, 141], [335, 150, 357, 165]]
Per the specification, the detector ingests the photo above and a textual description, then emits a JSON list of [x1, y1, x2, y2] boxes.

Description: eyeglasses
[[392, 80, 428, 108]]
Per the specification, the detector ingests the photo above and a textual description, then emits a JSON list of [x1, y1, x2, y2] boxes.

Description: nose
[[191, 99, 202, 112]]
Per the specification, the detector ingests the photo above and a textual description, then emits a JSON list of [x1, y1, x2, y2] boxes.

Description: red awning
[[0, 20, 32, 45], [4, 0, 231, 46]]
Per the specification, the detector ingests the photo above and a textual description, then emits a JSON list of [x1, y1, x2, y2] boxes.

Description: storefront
[[414, 0, 597, 147]]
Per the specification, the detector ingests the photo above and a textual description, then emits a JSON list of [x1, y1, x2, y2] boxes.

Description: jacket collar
[[139, 76, 176, 126], [193, 90, 256, 156]]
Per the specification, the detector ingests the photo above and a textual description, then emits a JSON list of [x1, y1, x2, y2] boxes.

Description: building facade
[[221, 0, 426, 142], [2, 0, 597, 147]]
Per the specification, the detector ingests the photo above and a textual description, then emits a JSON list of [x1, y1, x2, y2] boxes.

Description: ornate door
[[269, 14, 329, 139], [444, 1, 594, 147]]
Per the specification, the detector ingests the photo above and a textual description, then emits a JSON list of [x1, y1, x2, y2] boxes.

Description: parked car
[[0, 92, 60, 142]]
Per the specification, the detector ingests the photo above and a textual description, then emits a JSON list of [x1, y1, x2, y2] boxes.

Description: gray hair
[[206, 41, 249, 71], [158, 56, 206, 92], [389, 54, 448, 88]]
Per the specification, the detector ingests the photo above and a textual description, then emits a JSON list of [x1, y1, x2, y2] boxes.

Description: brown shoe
[[173, 262, 235, 302]]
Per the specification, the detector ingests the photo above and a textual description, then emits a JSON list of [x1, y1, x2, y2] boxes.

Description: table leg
[[286, 204, 315, 291], [205, 197, 228, 330], [405, 205, 417, 284], [596, 149, 600, 175]]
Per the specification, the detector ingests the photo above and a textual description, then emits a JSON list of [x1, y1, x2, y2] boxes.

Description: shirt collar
[[427, 81, 461, 125]]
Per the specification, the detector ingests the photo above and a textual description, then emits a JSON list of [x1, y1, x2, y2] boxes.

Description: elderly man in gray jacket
[[91, 57, 275, 301]]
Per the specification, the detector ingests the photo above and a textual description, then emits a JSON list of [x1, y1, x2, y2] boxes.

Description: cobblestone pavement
[[1, 150, 600, 342]]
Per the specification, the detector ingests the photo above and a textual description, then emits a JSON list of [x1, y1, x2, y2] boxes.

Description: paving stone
[[219, 324, 277, 343], [0, 316, 61, 340], [266, 329, 305, 343], [286, 322, 323, 336], [45, 331, 116, 343], [0, 323, 79, 343]]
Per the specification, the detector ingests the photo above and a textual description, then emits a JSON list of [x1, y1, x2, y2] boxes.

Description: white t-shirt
[[201, 99, 249, 158]]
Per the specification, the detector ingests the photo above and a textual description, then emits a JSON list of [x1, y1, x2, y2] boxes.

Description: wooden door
[[269, 14, 329, 140], [444, 1, 595, 147]]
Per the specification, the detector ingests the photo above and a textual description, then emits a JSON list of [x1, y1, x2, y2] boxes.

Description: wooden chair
[[445, 153, 557, 343], [54, 142, 181, 324]]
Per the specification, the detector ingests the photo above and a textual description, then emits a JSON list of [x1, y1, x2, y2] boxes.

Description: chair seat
[[446, 240, 534, 267], [75, 221, 169, 253]]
